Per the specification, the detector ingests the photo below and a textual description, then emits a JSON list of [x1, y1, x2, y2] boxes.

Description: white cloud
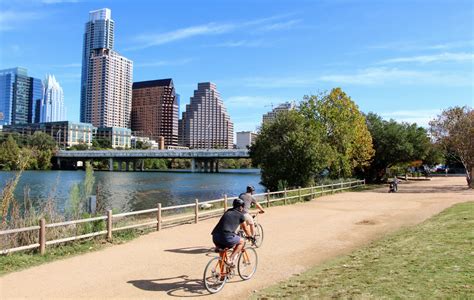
[[319, 67, 472, 86], [242, 76, 318, 88], [380, 109, 442, 127], [379, 52, 474, 64], [211, 40, 266, 48], [258, 19, 302, 31], [135, 58, 194, 67], [129, 14, 302, 50], [130, 23, 236, 50]]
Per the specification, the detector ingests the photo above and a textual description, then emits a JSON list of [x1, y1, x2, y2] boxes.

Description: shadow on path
[[128, 275, 208, 297], [165, 246, 213, 255]]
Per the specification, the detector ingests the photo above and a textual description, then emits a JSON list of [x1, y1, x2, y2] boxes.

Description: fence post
[[224, 194, 228, 212], [363, 179, 366, 186], [107, 210, 112, 241], [284, 188, 287, 205], [266, 190, 270, 208], [195, 199, 199, 223], [298, 186, 302, 202], [39, 218, 46, 255], [157, 203, 162, 231], [311, 185, 314, 199]]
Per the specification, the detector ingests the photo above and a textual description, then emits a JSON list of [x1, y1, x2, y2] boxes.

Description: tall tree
[[365, 113, 431, 182], [430, 106, 474, 188], [250, 110, 332, 190], [300, 88, 374, 178], [0, 135, 21, 170]]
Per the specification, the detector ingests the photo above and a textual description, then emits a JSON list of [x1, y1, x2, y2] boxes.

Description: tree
[[300, 88, 374, 178], [250, 110, 333, 190], [365, 113, 431, 182], [92, 138, 112, 149], [429, 106, 474, 188], [28, 132, 57, 152], [0, 135, 21, 170]]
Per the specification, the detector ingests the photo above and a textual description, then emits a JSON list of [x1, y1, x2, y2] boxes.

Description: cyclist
[[211, 198, 252, 267], [238, 185, 265, 238]]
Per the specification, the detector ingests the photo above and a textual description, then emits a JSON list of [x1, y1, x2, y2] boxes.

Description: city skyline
[[0, 0, 472, 133]]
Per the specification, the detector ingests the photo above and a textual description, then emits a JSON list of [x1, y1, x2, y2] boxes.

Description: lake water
[[0, 169, 264, 214]]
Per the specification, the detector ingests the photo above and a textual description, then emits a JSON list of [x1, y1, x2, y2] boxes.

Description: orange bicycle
[[203, 236, 258, 294]]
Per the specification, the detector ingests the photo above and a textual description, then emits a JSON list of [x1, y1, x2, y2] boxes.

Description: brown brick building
[[131, 79, 178, 146]]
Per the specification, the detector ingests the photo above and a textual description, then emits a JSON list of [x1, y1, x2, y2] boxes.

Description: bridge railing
[[0, 179, 365, 255]]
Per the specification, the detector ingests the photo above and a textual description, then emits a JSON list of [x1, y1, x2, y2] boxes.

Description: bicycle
[[203, 236, 258, 294], [250, 212, 264, 248]]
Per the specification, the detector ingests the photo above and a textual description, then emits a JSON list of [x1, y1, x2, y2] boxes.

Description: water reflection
[[0, 170, 263, 214]]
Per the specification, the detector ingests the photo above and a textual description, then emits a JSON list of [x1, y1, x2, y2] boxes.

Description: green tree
[[300, 88, 374, 178], [365, 113, 431, 182], [250, 110, 332, 190], [0, 135, 21, 170], [28, 132, 57, 152], [69, 143, 89, 150], [92, 138, 112, 149], [429, 106, 474, 188]]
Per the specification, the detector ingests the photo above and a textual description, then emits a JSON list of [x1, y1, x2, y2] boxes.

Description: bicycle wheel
[[203, 257, 227, 293], [254, 223, 264, 247], [237, 247, 258, 280]]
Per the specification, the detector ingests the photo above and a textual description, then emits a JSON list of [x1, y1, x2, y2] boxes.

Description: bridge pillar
[[109, 158, 113, 171], [118, 160, 122, 172], [215, 159, 219, 173], [204, 160, 209, 173], [209, 160, 214, 173], [126, 160, 130, 172], [133, 160, 137, 171], [191, 158, 196, 173], [56, 157, 61, 169], [140, 159, 145, 171]]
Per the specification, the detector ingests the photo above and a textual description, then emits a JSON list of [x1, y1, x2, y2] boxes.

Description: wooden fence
[[0, 179, 365, 255]]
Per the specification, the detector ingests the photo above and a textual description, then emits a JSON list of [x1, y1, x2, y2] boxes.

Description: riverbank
[[0, 177, 471, 299]]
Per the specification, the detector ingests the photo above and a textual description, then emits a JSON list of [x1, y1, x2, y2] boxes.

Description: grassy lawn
[[0, 230, 139, 276], [254, 201, 474, 299]]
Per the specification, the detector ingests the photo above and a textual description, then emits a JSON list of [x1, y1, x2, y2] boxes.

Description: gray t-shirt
[[238, 192, 256, 213]]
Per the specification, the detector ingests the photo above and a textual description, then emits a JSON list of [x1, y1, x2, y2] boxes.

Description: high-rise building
[[179, 82, 233, 149], [40, 74, 66, 122], [262, 102, 295, 125], [80, 8, 114, 123], [0, 67, 43, 125], [80, 8, 132, 128], [132, 79, 179, 146], [87, 48, 133, 128], [236, 131, 258, 149]]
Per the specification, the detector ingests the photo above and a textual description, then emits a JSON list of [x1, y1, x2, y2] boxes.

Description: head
[[232, 198, 245, 211], [246, 185, 255, 194]]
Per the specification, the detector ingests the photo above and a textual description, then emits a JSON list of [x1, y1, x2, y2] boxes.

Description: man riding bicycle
[[211, 198, 252, 267], [239, 185, 265, 238]]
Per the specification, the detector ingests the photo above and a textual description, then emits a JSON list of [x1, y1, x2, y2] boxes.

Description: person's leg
[[229, 238, 244, 265], [244, 213, 255, 236]]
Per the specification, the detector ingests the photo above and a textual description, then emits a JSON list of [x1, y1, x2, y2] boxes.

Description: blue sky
[[1, 0, 472, 133]]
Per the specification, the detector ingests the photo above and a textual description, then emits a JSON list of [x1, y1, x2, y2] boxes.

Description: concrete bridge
[[54, 149, 250, 172]]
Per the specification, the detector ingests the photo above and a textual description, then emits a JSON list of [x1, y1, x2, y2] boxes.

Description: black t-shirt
[[211, 208, 245, 235]]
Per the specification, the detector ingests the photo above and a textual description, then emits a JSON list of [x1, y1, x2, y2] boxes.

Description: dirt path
[[1, 177, 472, 299]]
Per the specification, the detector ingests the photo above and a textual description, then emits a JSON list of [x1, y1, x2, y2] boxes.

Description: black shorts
[[212, 233, 240, 249]]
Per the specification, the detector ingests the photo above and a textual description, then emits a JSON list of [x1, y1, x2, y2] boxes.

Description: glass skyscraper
[[40, 75, 65, 122], [0, 67, 43, 125]]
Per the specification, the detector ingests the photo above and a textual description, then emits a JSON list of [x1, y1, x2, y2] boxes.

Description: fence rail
[[0, 179, 365, 255]]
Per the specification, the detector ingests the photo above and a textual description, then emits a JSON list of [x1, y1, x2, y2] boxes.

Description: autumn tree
[[300, 88, 374, 178], [430, 106, 474, 188]]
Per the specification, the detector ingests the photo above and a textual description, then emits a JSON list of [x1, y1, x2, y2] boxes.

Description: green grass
[[254, 201, 474, 299], [0, 230, 139, 276]]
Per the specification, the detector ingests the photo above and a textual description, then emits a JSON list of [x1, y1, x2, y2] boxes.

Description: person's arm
[[255, 201, 265, 213]]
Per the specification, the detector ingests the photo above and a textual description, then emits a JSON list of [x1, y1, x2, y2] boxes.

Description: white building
[[262, 102, 296, 125], [236, 131, 257, 149], [40, 75, 65, 122]]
